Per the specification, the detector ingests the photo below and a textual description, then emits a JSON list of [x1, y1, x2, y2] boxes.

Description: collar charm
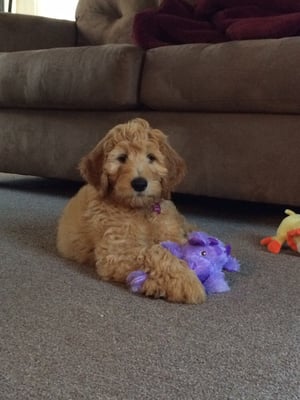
[[151, 202, 161, 214]]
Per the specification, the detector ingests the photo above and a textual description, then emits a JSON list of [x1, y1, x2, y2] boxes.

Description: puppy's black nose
[[131, 177, 148, 192]]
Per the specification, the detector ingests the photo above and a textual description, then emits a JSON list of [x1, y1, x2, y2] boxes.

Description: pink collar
[[151, 202, 161, 214]]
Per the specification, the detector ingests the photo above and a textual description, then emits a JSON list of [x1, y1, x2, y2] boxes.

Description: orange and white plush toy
[[261, 209, 300, 254]]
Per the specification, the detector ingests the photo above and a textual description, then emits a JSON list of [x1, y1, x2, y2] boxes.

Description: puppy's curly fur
[[57, 118, 205, 304]]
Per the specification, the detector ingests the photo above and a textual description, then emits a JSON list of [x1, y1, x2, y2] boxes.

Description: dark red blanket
[[133, 0, 300, 49]]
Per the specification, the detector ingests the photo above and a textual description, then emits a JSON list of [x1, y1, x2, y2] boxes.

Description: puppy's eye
[[117, 154, 127, 163], [201, 251, 207, 256], [147, 153, 157, 163]]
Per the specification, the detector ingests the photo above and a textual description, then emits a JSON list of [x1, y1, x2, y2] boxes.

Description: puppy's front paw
[[142, 266, 206, 304]]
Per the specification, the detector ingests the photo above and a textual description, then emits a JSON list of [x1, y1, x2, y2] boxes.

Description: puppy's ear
[[161, 142, 186, 198], [79, 141, 109, 197], [150, 129, 187, 198]]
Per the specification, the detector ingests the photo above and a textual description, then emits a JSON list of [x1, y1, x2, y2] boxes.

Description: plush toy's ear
[[188, 231, 208, 246], [150, 129, 186, 199], [225, 244, 231, 255], [78, 140, 109, 197]]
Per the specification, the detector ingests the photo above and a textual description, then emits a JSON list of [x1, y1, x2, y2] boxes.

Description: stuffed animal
[[261, 209, 300, 254], [127, 231, 240, 295]]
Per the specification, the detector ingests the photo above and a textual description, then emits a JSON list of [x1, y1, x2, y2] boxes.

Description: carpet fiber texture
[[0, 174, 299, 400]]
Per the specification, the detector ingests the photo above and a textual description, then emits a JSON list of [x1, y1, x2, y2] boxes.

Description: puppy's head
[[79, 118, 186, 208]]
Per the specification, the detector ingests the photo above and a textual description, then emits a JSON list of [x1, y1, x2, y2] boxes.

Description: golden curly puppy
[[57, 118, 205, 304]]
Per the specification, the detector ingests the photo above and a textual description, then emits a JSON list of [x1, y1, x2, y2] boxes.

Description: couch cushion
[[0, 44, 143, 110], [141, 37, 300, 113]]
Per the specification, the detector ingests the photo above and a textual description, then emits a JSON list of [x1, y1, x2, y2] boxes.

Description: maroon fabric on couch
[[133, 0, 300, 49]]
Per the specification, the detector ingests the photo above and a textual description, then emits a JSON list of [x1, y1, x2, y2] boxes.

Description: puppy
[[57, 118, 205, 304]]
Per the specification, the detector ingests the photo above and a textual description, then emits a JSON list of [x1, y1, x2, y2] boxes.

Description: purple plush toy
[[127, 231, 240, 295]]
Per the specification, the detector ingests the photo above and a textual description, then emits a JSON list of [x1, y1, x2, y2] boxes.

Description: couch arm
[[0, 13, 76, 52]]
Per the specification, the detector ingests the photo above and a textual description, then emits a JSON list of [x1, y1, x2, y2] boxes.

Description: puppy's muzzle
[[131, 177, 148, 192]]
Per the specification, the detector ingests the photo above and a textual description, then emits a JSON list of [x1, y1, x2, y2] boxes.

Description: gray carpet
[[0, 173, 299, 400]]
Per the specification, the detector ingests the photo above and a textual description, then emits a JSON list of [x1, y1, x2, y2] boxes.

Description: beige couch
[[0, 0, 299, 206]]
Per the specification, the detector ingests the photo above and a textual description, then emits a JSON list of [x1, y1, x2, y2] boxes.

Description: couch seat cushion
[[141, 37, 300, 113], [0, 44, 143, 110]]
